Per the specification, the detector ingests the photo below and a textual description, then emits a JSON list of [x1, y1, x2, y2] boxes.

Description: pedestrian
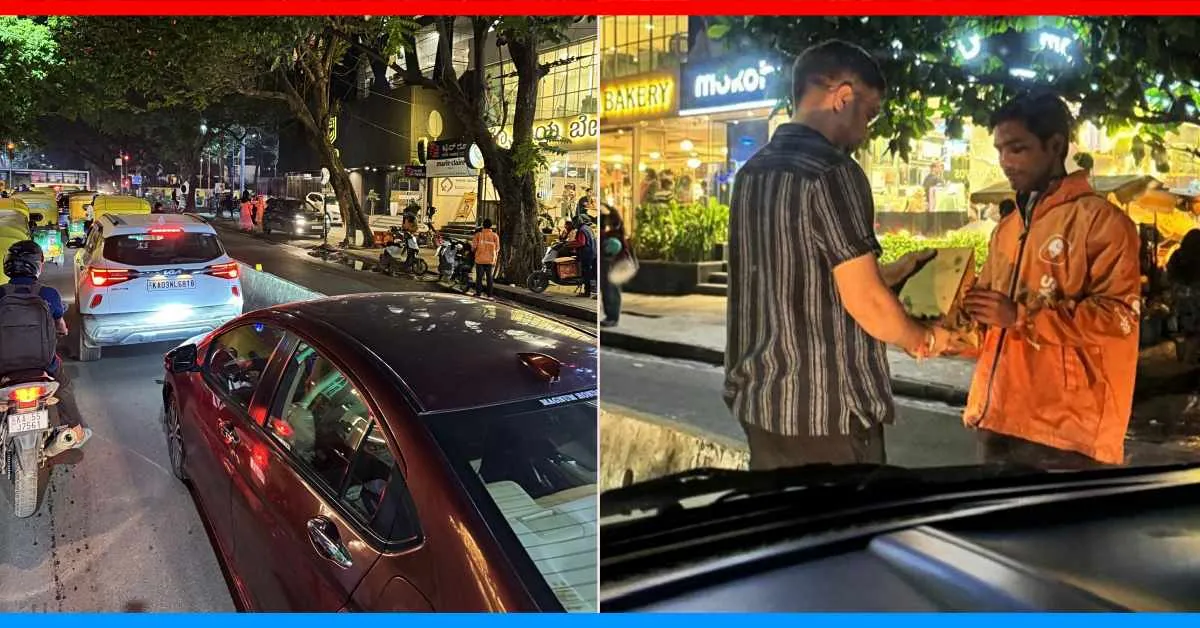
[[254, 195, 266, 232], [575, 215, 597, 298], [724, 40, 949, 471], [947, 91, 1141, 469], [239, 191, 253, 232], [471, 218, 500, 298], [152, 202, 165, 214], [600, 204, 631, 328]]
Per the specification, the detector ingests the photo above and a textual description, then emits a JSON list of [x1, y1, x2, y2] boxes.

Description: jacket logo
[[1040, 235, 1067, 264]]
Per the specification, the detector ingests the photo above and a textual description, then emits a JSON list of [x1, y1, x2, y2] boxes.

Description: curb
[[600, 329, 969, 407], [214, 220, 597, 325]]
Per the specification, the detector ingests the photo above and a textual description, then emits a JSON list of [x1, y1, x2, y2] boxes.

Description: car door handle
[[218, 421, 238, 445], [307, 517, 353, 569]]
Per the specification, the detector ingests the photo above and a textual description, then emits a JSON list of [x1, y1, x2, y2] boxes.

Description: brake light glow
[[10, 386, 45, 404], [88, 267, 133, 287], [148, 227, 184, 235], [206, 262, 239, 280]]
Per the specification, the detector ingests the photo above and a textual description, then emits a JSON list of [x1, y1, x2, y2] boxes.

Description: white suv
[[72, 213, 243, 361]]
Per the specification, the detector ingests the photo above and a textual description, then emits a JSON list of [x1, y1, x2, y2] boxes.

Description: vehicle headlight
[[294, 216, 307, 225]]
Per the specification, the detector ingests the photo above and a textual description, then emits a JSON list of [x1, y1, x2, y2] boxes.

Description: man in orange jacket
[[948, 92, 1141, 468], [472, 218, 500, 298]]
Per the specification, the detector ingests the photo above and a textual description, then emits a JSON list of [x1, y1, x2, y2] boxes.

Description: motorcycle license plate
[[8, 409, 49, 434]]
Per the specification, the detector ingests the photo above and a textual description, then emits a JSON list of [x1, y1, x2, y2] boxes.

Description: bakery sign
[[679, 57, 781, 116], [490, 114, 599, 150], [601, 72, 677, 122]]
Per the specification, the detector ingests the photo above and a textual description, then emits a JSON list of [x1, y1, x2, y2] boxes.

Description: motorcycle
[[527, 240, 590, 294], [1, 370, 77, 518], [437, 237, 474, 292], [378, 226, 429, 277]]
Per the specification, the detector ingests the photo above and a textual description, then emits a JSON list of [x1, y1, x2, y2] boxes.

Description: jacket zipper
[[973, 192, 1038, 427]]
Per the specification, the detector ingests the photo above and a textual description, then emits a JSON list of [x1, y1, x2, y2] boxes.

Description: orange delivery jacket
[[960, 170, 1141, 464]]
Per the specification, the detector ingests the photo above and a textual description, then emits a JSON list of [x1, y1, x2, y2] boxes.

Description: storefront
[[426, 139, 484, 227], [486, 112, 600, 224], [599, 54, 789, 229]]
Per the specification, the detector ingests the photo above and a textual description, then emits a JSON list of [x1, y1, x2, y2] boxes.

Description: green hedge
[[634, 199, 730, 263], [878, 230, 990, 271]]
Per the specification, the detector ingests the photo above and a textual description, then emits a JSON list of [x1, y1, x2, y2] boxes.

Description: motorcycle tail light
[[10, 386, 44, 404]]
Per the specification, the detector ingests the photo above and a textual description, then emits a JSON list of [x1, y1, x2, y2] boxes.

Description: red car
[[161, 292, 598, 611]]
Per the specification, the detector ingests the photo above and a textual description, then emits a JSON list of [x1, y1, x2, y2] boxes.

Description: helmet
[[4, 240, 44, 279]]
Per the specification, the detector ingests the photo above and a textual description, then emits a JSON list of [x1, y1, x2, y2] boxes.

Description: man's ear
[[1048, 133, 1068, 161], [831, 83, 854, 113]]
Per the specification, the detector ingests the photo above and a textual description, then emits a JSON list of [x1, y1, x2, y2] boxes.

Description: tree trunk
[[495, 174, 543, 284], [315, 139, 371, 247]]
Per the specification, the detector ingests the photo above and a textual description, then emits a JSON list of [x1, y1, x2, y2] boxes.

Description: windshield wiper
[[600, 463, 1049, 519]]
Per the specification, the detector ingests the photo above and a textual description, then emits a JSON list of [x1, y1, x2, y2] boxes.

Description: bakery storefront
[[598, 55, 791, 230]]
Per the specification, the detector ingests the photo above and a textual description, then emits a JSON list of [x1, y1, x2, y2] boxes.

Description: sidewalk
[[601, 293, 973, 405], [213, 218, 596, 325]]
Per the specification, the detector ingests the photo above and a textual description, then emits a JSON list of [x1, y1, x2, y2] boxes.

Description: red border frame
[[8, 1, 1200, 15]]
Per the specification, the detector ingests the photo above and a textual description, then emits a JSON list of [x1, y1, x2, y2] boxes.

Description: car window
[[103, 231, 223, 265], [205, 324, 285, 411], [424, 399, 597, 612], [267, 342, 420, 541]]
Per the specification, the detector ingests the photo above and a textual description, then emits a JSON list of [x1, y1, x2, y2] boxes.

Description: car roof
[[270, 292, 598, 413], [99, 213, 216, 235]]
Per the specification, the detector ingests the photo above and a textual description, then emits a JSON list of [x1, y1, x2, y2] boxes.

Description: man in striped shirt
[[724, 40, 950, 470]]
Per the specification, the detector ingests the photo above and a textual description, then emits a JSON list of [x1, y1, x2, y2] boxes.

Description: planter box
[[625, 260, 726, 295]]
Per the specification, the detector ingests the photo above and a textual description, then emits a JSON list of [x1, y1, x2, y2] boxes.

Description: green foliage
[[0, 17, 59, 139], [878, 230, 991, 271], [709, 17, 1200, 165], [634, 200, 730, 263]]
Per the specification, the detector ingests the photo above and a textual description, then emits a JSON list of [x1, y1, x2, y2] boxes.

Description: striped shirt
[[723, 123, 894, 437]]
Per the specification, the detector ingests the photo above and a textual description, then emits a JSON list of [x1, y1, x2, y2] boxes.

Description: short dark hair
[[482, 218, 493, 229], [792, 39, 886, 103], [989, 91, 1075, 160]]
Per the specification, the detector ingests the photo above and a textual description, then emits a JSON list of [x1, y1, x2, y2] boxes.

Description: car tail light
[[231, 286, 240, 298], [205, 262, 239, 280], [88, 267, 132, 287], [148, 227, 184, 236], [89, 294, 103, 308]]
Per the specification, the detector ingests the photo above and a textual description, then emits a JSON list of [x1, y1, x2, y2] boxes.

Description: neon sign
[[601, 75, 676, 121]]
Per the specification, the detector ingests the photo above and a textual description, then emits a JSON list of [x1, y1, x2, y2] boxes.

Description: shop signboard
[[427, 157, 478, 178], [490, 113, 600, 151], [427, 139, 482, 178], [679, 57, 781, 116], [600, 72, 678, 123], [402, 165, 426, 178]]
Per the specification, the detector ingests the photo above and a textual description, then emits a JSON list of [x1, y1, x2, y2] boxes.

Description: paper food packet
[[898, 247, 982, 354]]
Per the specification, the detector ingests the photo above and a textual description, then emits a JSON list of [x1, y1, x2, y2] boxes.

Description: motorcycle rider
[[1, 241, 92, 455]]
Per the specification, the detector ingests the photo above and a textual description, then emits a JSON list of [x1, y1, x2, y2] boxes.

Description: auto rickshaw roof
[[970, 174, 1159, 206]]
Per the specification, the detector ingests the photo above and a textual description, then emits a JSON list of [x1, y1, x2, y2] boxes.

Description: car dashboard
[[602, 468, 1200, 611]]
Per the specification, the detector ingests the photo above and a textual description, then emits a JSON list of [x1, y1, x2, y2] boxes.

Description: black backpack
[[0, 283, 57, 373]]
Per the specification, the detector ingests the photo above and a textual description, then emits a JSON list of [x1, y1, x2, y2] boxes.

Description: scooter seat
[[0, 370, 54, 386]]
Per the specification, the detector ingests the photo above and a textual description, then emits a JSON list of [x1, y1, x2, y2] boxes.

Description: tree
[[360, 16, 589, 280], [0, 17, 59, 141], [51, 17, 409, 244], [709, 17, 1200, 169]]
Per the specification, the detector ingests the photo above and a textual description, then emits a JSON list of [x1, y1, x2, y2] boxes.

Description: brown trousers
[[977, 430, 1107, 470], [740, 420, 887, 470]]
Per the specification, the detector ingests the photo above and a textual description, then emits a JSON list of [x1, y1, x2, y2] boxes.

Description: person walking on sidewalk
[[948, 92, 1140, 469], [239, 191, 253, 232], [472, 218, 500, 298], [723, 40, 949, 471], [600, 204, 629, 328]]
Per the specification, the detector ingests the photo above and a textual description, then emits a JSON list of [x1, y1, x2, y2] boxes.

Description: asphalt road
[[0, 260, 235, 612], [600, 348, 1200, 469]]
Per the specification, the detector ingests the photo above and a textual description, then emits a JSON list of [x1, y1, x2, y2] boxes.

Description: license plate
[[8, 409, 48, 434], [148, 279, 195, 291]]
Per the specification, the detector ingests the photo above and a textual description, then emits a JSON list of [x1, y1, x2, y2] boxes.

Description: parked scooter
[[437, 237, 474, 292], [0, 370, 78, 517], [527, 240, 589, 293], [379, 226, 429, 276]]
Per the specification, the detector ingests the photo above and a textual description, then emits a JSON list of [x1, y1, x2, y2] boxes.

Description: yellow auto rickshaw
[[65, 191, 98, 246], [14, 192, 64, 265], [0, 235, 23, 283], [91, 194, 152, 218], [0, 210, 29, 241]]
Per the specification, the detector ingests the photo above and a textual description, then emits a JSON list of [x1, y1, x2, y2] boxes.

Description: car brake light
[[206, 262, 239, 280], [88, 267, 132, 287], [148, 227, 184, 235]]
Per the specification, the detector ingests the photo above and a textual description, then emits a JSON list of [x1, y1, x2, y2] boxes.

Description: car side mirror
[[166, 344, 200, 374]]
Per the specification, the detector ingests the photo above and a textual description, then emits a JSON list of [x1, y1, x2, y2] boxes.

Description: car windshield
[[424, 398, 597, 612], [103, 232, 224, 266]]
